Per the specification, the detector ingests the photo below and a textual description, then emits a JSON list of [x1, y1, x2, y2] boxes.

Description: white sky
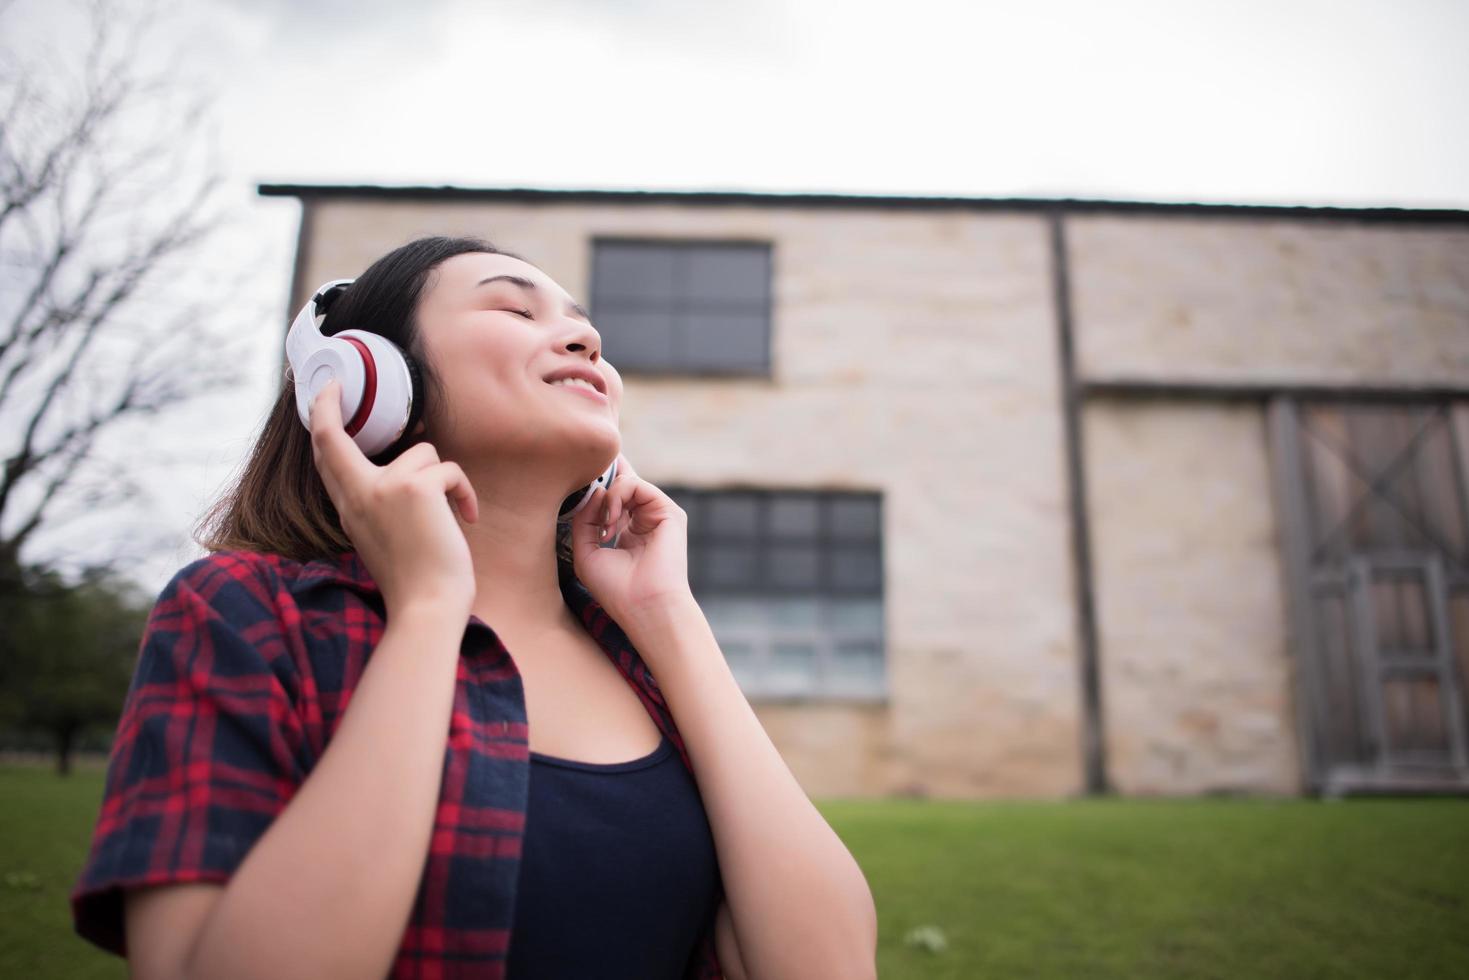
[[8, 0, 1469, 595]]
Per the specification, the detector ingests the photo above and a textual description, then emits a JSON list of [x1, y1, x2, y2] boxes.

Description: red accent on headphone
[[341, 337, 377, 437]]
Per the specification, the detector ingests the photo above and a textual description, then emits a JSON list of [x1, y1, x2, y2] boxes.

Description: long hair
[[193, 235, 579, 572]]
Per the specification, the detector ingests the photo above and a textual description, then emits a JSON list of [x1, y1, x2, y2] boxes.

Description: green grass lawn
[[3, 763, 1467, 979], [2, 762, 127, 980], [827, 794, 1469, 979]]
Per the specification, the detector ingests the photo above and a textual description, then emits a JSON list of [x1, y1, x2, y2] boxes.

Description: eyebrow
[[475, 275, 592, 322]]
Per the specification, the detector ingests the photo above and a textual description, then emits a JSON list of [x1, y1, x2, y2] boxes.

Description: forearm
[[625, 594, 879, 980], [184, 603, 465, 980]]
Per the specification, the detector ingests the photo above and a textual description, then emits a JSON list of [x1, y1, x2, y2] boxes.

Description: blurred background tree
[[0, 0, 248, 594], [0, 563, 150, 774], [1, 0, 252, 764]]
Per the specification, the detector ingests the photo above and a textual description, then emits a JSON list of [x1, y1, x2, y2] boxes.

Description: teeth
[[549, 376, 599, 393]]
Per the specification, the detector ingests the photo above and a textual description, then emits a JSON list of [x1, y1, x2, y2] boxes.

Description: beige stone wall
[[298, 199, 1085, 798], [287, 196, 1469, 798], [1082, 399, 1302, 795], [1067, 215, 1469, 385]]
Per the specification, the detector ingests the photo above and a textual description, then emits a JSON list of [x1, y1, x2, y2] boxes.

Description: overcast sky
[[8, 0, 1468, 595], [219, 0, 1469, 204]]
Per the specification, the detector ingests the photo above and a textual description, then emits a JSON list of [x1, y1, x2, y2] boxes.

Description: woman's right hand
[[309, 379, 478, 621]]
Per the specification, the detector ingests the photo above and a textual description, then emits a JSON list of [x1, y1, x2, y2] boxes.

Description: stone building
[[259, 183, 1469, 800]]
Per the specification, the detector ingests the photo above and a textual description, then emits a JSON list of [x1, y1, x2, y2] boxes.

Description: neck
[[454, 458, 592, 639]]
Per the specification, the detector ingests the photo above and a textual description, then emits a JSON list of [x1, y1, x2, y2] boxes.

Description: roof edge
[[255, 182, 1469, 223]]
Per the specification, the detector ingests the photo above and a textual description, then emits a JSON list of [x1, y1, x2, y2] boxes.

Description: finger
[[571, 485, 610, 554], [599, 467, 628, 528], [599, 453, 633, 524], [384, 440, 440, 474], [307, 381, 350, 505], [605, 465, 637, 530], [592, 477, 639, 545], [421, 460, 478, 523], [309, 380, 374, 489], [618, 477, 672, 535]]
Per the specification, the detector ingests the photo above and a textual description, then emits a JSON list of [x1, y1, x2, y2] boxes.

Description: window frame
[[587, 236, 774, 378], [667, 486, 887, 703]]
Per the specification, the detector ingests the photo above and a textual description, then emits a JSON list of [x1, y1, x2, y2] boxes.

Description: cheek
[[444, 332, 529, 386], [428, 335, 536, 429], [600, 365, 624, 400]]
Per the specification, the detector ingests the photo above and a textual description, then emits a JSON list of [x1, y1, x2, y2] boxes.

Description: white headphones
[[286, 278, 618, 523]]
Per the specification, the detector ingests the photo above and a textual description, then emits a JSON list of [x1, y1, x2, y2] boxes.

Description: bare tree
[[0, 0, 250, 594]]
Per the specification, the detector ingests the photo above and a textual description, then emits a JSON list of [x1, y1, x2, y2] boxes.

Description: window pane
[[707, 495, 760, 537], [699, 595, 768, 630], [769, 596, 821, 628], [768, 543, 821, 589], [593, 242, 676, 305], [769, 494, 820, 538], [666, 488, 700, 527], [769, 642, 817, 695], [680, 312, 768, 372], [705, 544, 758, 588], [683, 245, 769, 306], [681, 489, 888, 699], [830, 546, 882, 591], [595, 310, 677, 370], [719, 638, 761, 688], [830, 497, 880, 539], [592, 240, 772, 378], [829, 641, 884, 693], [830, 597, 883, 633]]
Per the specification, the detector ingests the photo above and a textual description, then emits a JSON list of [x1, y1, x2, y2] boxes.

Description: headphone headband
[[313, 279, 352, 317], [286, 278, 355, 373]]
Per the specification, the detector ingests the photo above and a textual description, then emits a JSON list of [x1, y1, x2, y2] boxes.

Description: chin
[[564, 423, 619, 478]]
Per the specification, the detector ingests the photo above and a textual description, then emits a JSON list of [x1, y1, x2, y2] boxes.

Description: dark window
[[665, 487, 886, 700], [589, 239, 772, 375]]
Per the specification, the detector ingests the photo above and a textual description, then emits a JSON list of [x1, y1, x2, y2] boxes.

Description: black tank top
[[505, 732, 723, 978]]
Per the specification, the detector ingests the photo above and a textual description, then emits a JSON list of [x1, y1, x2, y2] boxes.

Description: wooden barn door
[[1269, 396, 1469, 796]]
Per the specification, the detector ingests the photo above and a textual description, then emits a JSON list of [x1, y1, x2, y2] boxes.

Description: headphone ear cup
[[333, 328, 414, 458], [372, 349, 427, 463], [401, 349, 425, 441]]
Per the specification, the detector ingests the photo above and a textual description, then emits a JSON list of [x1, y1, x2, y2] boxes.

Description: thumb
[[569, 487, 610, 557]]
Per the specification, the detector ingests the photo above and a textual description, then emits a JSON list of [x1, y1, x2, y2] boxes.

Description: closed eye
[[507, 308, 534, 319]]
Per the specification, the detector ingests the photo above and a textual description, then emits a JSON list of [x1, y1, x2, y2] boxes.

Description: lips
[[547, 378, 608, 401], [542, 365, 607, 394]]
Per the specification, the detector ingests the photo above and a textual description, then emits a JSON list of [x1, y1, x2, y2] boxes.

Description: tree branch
[[6, 427, 99, 557], [0, 0, 239, 572]]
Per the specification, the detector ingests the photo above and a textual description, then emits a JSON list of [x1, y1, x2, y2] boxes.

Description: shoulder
[[166, 548, 279, 590], [159, 549, 365, 612], [145, 549, 360, 660], [149, 550, 299, 629], [139, 551, 292, 657]]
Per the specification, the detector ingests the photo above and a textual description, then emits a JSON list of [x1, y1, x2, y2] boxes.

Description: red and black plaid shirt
[[70, 548, 725, 978]]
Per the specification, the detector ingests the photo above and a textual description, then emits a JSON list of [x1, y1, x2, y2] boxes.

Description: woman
[[69, 236, 878, 978]]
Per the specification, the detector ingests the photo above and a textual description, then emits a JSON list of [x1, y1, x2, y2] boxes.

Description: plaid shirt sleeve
[[70, 551, 308, 957]]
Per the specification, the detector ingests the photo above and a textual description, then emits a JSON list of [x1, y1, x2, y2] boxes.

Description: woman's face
[[411, 251, 622, 487]]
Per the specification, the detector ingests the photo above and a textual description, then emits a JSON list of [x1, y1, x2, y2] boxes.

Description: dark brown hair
[[193, 235, 578, 572]]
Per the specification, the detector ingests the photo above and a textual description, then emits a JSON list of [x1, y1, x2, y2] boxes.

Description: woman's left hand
[[569, 453, 693, 629]]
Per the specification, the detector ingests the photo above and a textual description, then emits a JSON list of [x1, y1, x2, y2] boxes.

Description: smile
[[546, 378, 608, 402]]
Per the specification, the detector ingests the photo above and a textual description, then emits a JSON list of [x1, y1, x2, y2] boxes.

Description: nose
[[558, 316, 602, 362]]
